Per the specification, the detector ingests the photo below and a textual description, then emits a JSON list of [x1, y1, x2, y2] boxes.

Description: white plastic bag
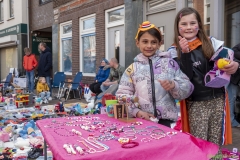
[[84, 85, 92, 102]]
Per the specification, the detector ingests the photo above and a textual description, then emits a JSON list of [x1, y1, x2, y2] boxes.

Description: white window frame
[[60, 20, 72, 75], [105, 5, 124, 61], [204, 0, 210, 25], [79, 14, 96, 77]]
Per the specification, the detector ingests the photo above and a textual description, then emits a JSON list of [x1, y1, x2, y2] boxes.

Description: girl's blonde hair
[[38, 77, 46, 83], [174, 7, 214, 59]]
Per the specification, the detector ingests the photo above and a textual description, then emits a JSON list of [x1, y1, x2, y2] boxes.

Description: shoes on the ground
[[48, 97, 52, 101]]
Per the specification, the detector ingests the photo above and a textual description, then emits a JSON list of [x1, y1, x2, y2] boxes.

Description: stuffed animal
[[14, 137, 30, 148]]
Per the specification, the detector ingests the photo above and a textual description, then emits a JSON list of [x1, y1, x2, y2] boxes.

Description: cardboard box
[[13, 78, 27, 88]]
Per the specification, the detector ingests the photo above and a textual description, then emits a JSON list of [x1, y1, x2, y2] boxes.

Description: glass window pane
[[108, 8, 124, 23], [83, 18, 95, 30], [63, 24, 72, 34], [115, 31, 120, 63], [0, 2, 3, 21], [62, 39, 72, 73], [206, 5, 210, 22], [187, 0, 193, 7], [40, 0, 51, 5], [82, 35, 96, 73], [10, 0, 14, 17]]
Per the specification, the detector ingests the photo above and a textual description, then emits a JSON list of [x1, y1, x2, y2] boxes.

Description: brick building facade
[[53, 0, 125, 84]]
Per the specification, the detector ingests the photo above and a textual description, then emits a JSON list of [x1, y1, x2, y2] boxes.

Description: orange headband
[[135, 21, 161, 40]]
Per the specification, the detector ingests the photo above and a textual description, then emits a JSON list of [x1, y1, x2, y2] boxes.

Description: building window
[[204, 0, 210, 24], [186, 0, 193, 7], [158, 26, 165, 51], [39, 0, 52, 5], [108, 8, 124, 23], [0, 1, 3, 21], [9, 0, 14, 18], [80, 15, 96, 76], [60, 21, 72, 75]]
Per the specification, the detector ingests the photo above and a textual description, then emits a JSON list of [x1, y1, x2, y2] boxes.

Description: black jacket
[[37, 47, 52, 77], [230, 43, 240, 85], [175, 46, 224, 101]]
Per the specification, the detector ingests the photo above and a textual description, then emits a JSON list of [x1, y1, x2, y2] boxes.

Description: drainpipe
[[27, 0, 30, 47]]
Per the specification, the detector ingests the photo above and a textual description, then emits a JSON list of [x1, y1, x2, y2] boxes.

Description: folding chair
[[1, 73, 13, 95], [62, 72, 83, 101], [51, 72, 66, 99]]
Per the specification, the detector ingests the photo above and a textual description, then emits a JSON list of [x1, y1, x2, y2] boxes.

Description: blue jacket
[[95, 66, 110, 83], [37, 47, 52, 77]]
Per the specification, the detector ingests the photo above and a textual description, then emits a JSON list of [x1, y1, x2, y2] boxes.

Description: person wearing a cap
[[89, 58, 110, 95]]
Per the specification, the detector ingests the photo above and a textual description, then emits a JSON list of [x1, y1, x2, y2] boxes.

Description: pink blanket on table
[[36, 115, 218, 160]]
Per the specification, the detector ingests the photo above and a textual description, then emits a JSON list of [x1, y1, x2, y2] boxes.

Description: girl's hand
[[136, 110, 155, 121], [178, 36, 190, 53], [159, 80, 175, 91], [222, 61, 239, 74]]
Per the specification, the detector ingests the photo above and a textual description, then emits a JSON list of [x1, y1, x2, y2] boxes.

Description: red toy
[[102, 94, 116, 106]]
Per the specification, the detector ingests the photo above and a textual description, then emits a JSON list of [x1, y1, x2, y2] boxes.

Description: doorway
[[108, 25, 125, 67]]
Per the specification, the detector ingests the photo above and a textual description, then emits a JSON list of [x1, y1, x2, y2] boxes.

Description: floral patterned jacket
[[116, 51, 194, 121]]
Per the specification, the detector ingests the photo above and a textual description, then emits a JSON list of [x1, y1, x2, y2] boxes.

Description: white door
[[108, 25, 125, 67]]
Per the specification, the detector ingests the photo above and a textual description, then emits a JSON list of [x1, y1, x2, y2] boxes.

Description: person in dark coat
[[37, 42, 52, 92], [89, 58, 110, 94], [64, 55, 72, 72], [227, 43, 240, 127]]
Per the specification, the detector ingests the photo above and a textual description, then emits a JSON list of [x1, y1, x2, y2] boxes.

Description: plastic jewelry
[[166, 131, 177, 137], [137, 130, 151, 136], [123, 135, 137, 141], [54, 128, 75, 137], [87, 137, 110, 150], [152, 128, 165, 135], [77, 140, 96, 154], [131, 121, 143, 125], [141, 138, 151, 143], [74, 145, 84, 155], [71, 129, 82, 136], [63, 144, 71, 154], [121, 141, 139, 149], [118, 138, 130, 144], [150, 133, 166, 140], [69, 144, 76, 155], [124, 130, 136, 135], [145, 126, 159, 129]]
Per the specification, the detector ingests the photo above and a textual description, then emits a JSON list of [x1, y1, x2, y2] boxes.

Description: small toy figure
[[216, 58, 230, 70]]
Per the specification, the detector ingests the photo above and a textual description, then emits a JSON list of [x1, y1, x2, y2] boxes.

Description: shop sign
[[32, 37, 52, 55], [0, 24, 27, 37]]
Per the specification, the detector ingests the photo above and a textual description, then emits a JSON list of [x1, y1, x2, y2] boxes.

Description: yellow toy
[[216, 58, 230, 69]]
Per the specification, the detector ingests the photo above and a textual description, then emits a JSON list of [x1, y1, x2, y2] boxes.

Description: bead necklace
[[141, 138, 151, 143], [150, 133, 166, 140], [65, 119, 90, 127], [54, 128, 75, 137]]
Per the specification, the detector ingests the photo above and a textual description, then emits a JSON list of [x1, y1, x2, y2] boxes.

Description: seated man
[[95, 58, 125, 104]]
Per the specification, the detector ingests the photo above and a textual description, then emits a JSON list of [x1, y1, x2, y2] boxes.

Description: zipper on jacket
[[149, 58, 157, 117]]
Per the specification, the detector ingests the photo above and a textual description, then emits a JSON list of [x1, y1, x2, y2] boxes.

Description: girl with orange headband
[[116, 21, 193, 127]]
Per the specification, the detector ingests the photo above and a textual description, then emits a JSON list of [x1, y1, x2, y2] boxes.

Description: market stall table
[[37, 114, 218, 160]]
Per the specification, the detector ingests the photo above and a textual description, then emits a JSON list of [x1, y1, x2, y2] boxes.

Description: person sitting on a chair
[[89, 58, 110, 95], [37, 77, 52, 103]]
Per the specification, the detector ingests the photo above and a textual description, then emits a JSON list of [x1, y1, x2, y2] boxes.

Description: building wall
[[0, 0, 28, 29], [55, 0, 124, 84], [29, 0, 54, 31]]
